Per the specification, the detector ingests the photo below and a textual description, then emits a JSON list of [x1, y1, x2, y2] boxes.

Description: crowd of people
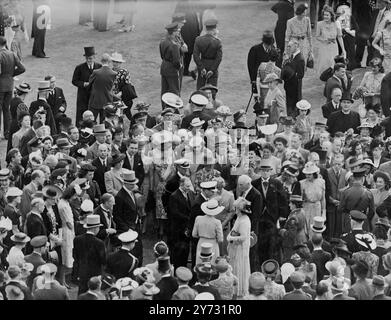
[[1, 0, 391, 301]]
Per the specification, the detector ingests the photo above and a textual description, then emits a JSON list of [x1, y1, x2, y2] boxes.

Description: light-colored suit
[[104, 169, 124, 197]]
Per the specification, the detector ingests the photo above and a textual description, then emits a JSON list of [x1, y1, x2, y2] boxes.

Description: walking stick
[[245, 83, 255, 113]]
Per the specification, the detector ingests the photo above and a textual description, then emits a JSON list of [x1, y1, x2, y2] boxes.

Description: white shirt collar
[[292, 50, 300, 58]]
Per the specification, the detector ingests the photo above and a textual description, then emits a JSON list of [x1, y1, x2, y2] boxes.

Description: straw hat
[[302, 161, 320, 174], [201, 199, 224, 216], [296, 99, 311, 111], [111, 52, 125, 63]]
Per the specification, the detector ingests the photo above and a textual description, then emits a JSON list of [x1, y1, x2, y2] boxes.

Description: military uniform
[[341, 210, 368, 254], [106, 248, 139, 280], [193, 22, 222, 89], [338, 182, 375, 233], [160, 24, 182, 97]]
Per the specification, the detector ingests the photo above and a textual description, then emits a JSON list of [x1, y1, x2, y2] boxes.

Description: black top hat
[[157, 256, 171, 273], [84, 47, 96, 57], [340, 93, 354, 103]]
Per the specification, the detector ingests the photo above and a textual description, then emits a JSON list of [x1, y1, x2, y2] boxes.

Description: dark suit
[[29, 98, 57, 135], [192, 284, 221, 300], [123, 152, 145, 187], [283, 289, 312, 300], [19, 128, 37, 157], [73, 232, 106, 295], [381, 73, 391, 117], [341, 229, 367, 254], [94, 205, 118, 249], [78, 292, 100, 300], [47, 87, 67, 130], [324, 75, 353, 102], [193, 33, 223, 89], [180, 110, 212, 131], [160, 36, 181, 96], [113, 187, 143, 266], [0, 48, 25, 136], [326, 167, 347, 238], [161, 172, 181, 211], [92, 157, 110, 195], [282, 52, 305, 117], [72, 61, 102, 124], [327, 110, 361, 136], [25, 212, 47, 254], [321, 101, 341, 120], [168, 188, 194, 268], [333, 293, 356, 300], [24, 251, 46, 290], [247, 43, 273, 89], [242, 187, 263, 272], [106, 248, 138, 280], [88, 65, 116, 122], [310, 249, 331, 283], [154, 276, 179, 300]]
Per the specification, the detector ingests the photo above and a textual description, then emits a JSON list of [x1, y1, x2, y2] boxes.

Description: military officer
[[172, 13, 189, 91], [338, 166, 374, 233], [160, 22, 182, 99], [105, 229, 139, 280], [341, 210, 368, 254], [193, 18, 223, 89]]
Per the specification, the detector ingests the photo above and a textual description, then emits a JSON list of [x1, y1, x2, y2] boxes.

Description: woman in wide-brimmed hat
[[300, 161, 326, 236], [263, 72, 286, 125], [352, 233, 379, 278], [227, 197, 252, 297], [370, 171, 391, 230], [293, 99, 312, 145]]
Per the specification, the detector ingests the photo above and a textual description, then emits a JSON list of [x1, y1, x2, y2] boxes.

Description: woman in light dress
[[315, 5, 346, 76], [373, 20, 391, 74], [227, 197, 251, 298], [58, 185, 78, 287], [192, 199, 223, 266], [300, 162, 326, 236], [263, 73, 286, 125], [284, 3, 313, 64], [293, 100, 312, 145]]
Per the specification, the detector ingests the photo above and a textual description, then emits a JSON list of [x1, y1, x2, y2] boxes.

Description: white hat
[[200, 181, 217, 189], [118, 229, 138, 243], [259, 124, 278, 136], [190, 117, 205, 127], [190, 94, 208, 106], [162, 92, 184, 109], [111, 52, 125, 63], [177, 129, 190, 140], [296, 99, 311, 111], [201, 199, 224, 216], [302, 161, 320, 174], [0, 217, 12, 231], [5, 187, 23, 198], [355, 233, 377, 251], [280, 262, 295, 283], [80, 199, 94, 213], [195, 292, 215, 300], [115, 277, 139, 291], [83, 215, 103, 229]]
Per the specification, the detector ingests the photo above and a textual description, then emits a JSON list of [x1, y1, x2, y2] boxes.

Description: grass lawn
[[4, 0, 367, 280]]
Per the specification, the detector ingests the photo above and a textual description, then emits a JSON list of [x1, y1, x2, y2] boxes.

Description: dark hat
[[352, 260, 369, 277], [205, 18, 218, 28], [172, 12, 186, 23], [232, 122, 248, 129], [165, 22, 179, 32], [161, 107, 175, 117], [296, 3, 308, 15], [10, 232, 30, 244], [233, 109, 246, 123], [315, 121, 327, 128], [372, 125, 385, 137], [74, 148, 87, 158], [50, 168, 67, 179], [372, 275, 386, 287], [110, 153, 126, 166], [134, 101, 151, 111], [93, 124, 106, 135], [365, 103, 381, 113], [83, 46, 96, 57], [280, 116, 295, 126], [284, 165, 299, 177], [340, 93, 354, 103], [157, 256, 171, 273], [28, 136, 43, 148], [15, 82, 31, 94], [334, 243, 352, 256], [373, 171, 391, 187], [133, 111, 148, 121], [261, 259, 279, 275], [200, 84, 218, 93], [111, 126, 124, 136], [56, 138, 71, 149], [254, 108, 269, 117], [352, 166, 367, 177], [80, 163, 96, 172], [350, 210, 367, 222], [30, 235, 48, 248], [104, 104, 117, 117], [42, 185, 62, 199]]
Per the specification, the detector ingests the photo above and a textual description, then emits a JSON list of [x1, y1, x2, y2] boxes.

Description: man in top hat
[[88, 53, 116, 123], [160, 22, 182, 99], [0, 36, 25, 139], [326, 153, 347, 238], [167, 176, 194, 269], [25, 197, 47, 254], [327, 93, 360, 136], [29, 80, 57, 135], [281, 39, 305, 117], [72, 46, 102, 125], [339, 166, 375, 233], [73, 214, 106, 295], [24, 235, 47, 289], [193, 18, 222, 89], [106, 229, 139, 280], [341, 210, 370, 254], [180, 91, 211, 130], [113, 170, 143, 265], [247, 30, 275, 93]]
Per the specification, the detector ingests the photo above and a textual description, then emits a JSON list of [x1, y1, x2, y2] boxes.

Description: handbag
[[306, 53, 314, 69]]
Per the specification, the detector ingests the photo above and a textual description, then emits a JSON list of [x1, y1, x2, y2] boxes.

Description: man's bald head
[[82, 110, 94, 122]]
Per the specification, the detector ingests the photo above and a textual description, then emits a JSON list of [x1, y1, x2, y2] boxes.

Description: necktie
[[262, 181, 268, 192]]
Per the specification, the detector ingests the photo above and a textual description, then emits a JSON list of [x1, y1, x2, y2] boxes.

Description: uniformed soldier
[[160, 22, 182, 99], [106, 229, 139, 280], [172, 13, 189, 91], [341, 210, 368, 254], [193, 18, 223, 89], [338, 166, 375, 234]]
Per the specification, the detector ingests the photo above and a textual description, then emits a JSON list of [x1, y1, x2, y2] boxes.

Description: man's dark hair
[[311, 233, 323, 246], [333, 63, 346, 72], [32, 119, 44, 130]]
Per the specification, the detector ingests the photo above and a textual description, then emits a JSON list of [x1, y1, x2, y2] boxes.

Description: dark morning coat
[[88, 65, 116, 110]]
